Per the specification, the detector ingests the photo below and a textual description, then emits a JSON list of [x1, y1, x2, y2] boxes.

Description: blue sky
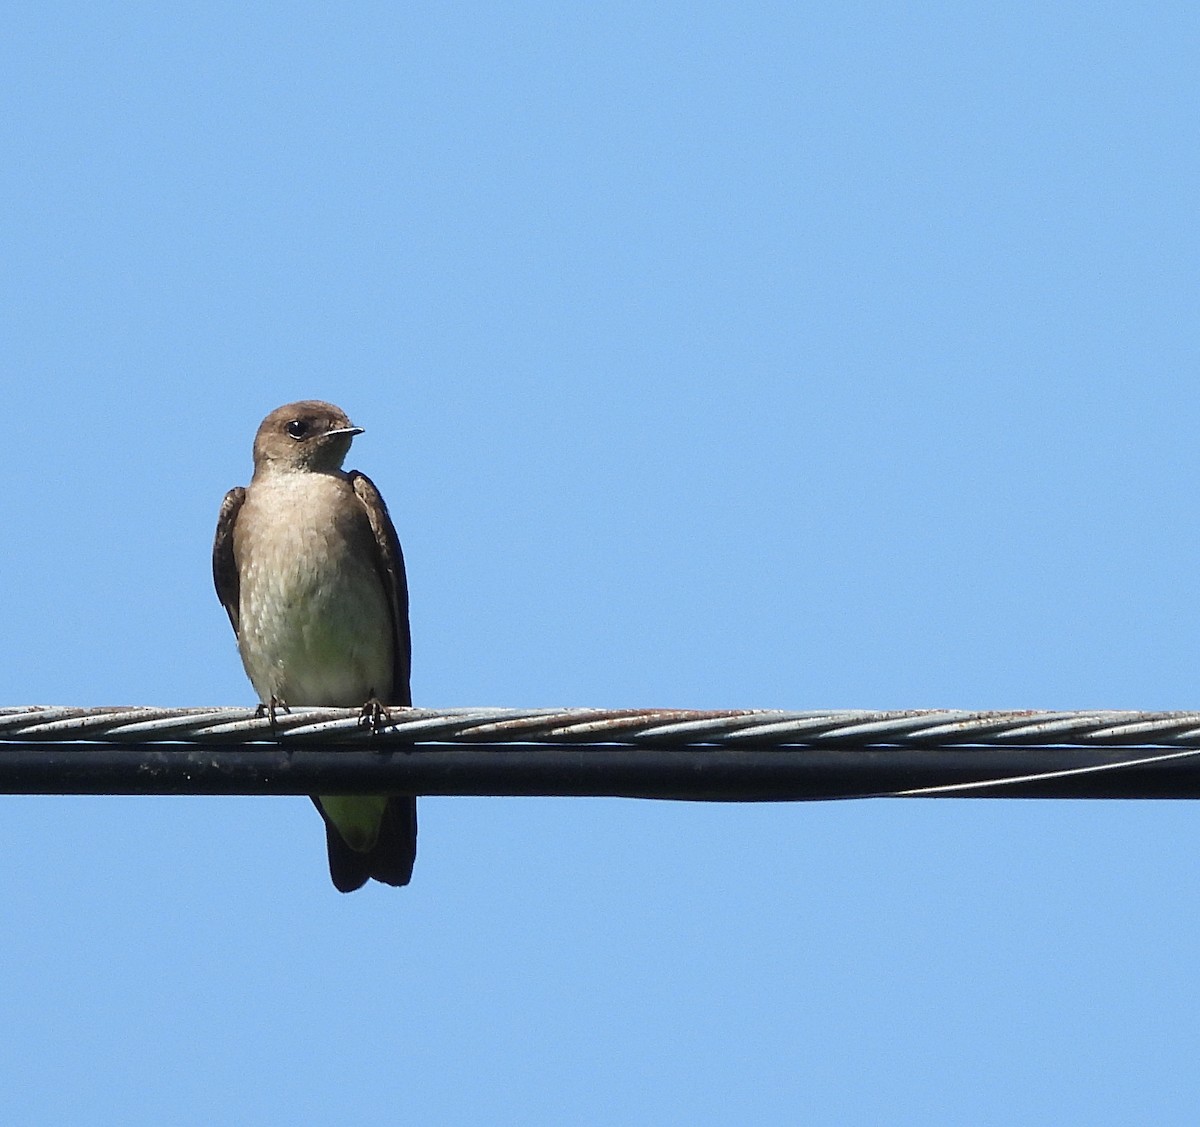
[[2, 2, 1199, 1123]]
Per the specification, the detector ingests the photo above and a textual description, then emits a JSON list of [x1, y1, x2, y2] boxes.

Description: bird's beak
[[327, 425, 365, 438]]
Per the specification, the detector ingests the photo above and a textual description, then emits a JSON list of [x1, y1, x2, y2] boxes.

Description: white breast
[[235, 472, 394, 707]]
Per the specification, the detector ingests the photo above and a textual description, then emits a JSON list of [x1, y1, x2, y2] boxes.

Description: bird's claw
[[254, 695, 290, 736], [358, 696, 390, 736]]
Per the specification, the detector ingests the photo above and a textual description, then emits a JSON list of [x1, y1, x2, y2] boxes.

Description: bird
[[212, 400, 416, 892]]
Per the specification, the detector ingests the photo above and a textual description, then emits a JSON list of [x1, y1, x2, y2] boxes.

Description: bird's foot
[[358, 696, 391, 738], [254, 695, 290, 736]]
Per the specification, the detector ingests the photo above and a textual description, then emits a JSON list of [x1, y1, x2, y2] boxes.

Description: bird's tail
[[312, 796, 418, 893]]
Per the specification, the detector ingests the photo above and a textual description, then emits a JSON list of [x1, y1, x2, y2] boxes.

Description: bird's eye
[[286, 419, 309, 439]]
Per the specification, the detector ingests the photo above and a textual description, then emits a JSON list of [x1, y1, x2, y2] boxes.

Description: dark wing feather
[[349, 471, 412, 706], [341, 471, 417, 891], [212, 486, 246, 634]]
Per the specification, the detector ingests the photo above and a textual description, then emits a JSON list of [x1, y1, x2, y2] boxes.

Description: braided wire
[[3, 705, 1200, 747], [4, 706, 1200, 799]]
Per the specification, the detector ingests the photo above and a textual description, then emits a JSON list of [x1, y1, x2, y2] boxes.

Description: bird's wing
[[349, 470, 412, 706], [212, 486, 246, 635]]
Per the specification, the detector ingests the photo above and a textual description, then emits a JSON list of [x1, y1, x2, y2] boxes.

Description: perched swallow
[[213, 400, 415, 892]]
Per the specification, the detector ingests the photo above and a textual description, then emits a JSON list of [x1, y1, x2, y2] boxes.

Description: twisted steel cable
[[3, 706, 1200, 799]]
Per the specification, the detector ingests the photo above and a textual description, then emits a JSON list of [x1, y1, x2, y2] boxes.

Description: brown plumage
[[213, 400, 416, 892]]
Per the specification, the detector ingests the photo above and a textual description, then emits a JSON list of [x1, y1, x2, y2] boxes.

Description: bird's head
[[252, 400, 364, 473]]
